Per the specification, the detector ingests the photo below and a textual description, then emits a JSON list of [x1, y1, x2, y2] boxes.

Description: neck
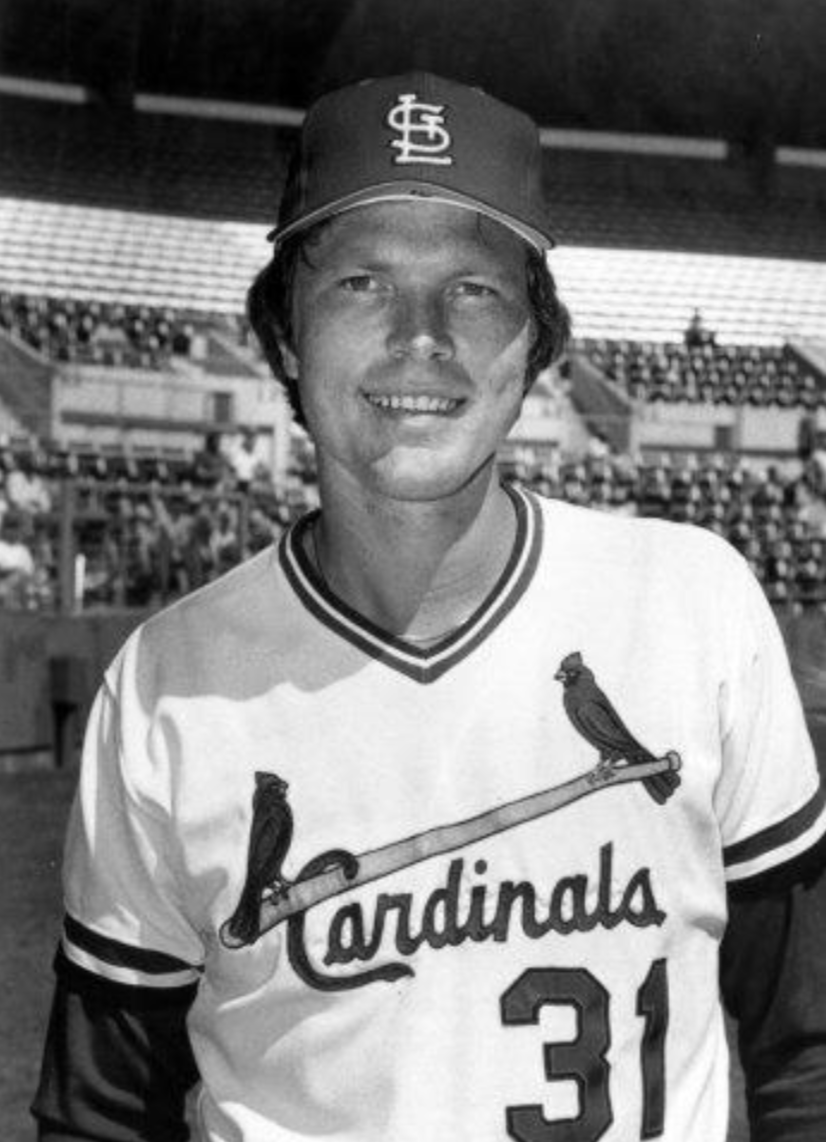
[[310, 468, 517, 642]]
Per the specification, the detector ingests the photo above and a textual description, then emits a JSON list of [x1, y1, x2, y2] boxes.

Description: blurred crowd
[[0, 291, 214, 369], [0, 430, 317, 611], [2, 430, 826, 613], [585, 337, 823, 409]]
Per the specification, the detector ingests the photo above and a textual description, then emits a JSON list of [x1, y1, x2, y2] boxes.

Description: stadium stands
[[0, 197, 258, 313], [583, 338, 825, 409], [1, 94, 826, 616], [6, 195, 826, 345], [3, 86, 826, 344], [1, 435, 824, 613], [0, 291, 203, 369]]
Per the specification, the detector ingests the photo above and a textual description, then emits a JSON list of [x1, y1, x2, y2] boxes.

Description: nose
[[386, 291, 454, 361]]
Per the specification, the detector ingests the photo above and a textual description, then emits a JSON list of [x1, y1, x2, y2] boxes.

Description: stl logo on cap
[[386, 92, 454, 166]]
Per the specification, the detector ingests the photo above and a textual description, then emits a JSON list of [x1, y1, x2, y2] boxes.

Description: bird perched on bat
[[555, 652, 681, 804], [225, 772, 295, 946]]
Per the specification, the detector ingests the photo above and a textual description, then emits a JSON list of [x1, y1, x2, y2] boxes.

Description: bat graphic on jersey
[[221, 660, 682, 949], [555, 652, 682, 804]]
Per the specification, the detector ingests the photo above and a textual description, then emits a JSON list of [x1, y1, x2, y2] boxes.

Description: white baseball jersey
[[61, 483, 825, 1142]]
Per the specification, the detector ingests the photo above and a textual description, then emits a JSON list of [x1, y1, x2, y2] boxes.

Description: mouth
[[364, 393, 463, 415]]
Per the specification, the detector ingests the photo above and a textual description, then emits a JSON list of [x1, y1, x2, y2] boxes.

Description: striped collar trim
[[279, 483, 543, 684]]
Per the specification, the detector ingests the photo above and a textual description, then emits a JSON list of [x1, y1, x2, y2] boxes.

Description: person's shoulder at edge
[[528, 483, 748, 578]]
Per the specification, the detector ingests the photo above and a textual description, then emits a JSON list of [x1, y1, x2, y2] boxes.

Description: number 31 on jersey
[[501, 959, 668, 1141]]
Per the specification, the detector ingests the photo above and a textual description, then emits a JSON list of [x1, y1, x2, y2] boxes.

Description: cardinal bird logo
[[224, 772, 295, 946], [221, 665, 682, 955], [555, 652, 682, 804]]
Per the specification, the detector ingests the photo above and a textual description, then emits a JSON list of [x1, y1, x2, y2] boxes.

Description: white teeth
[[368, 394, 459, 413]]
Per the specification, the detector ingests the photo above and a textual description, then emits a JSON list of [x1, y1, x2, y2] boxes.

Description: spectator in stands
[[5, 448, 52, 521], [228, 426, 266, 492], [75, 514, 121, 607], [120, 501, 159, 607], [0, 509, 35, 607], [150, 491, 191, 601], [212, 502, 242, 573], [0, 291, 211, 369], [586, 428, 610, 460], [794, 476, 826, 539], [807, 416, 826, 495], [28, 515, 56, 609], [183, 503, 219, 588], [684, 308, 715, 348], [171, 321, 195, 356], [192, 431, 232, 489]]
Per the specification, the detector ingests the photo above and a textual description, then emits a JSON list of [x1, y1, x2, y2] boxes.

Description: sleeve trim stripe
[[63, 913, 202, 976], [723, 786, 825, 868], [724, 801, 826, 883], [61, 937, 202, 989]]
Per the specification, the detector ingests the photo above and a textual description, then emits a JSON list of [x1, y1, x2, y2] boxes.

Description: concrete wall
[[635, 402, 803, 457], [0, 609, 148, 763]]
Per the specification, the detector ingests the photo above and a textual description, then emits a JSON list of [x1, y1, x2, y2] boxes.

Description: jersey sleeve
[[33, 636, 206, 1139], [32, 951, 199, 1142], [59, 652, 205, 989], [713, 545, 825, 883]]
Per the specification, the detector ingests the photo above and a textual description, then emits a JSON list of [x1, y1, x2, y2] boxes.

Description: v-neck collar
[[279, 482, 543, 684]]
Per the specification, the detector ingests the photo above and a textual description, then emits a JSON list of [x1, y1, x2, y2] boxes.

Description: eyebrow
[[309, 247, 522, 278]]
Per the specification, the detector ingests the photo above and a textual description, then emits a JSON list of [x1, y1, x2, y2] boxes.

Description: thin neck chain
[[309, 517, 466, 646]]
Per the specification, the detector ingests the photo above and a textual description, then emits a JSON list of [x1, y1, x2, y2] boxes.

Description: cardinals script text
[[286, 842, 664, 990]]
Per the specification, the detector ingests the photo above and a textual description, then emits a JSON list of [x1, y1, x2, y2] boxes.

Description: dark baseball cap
[[268, 72, 555, 252]]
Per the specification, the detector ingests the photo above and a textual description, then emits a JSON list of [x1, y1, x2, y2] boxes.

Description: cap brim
[[267, 182, 556, 252]]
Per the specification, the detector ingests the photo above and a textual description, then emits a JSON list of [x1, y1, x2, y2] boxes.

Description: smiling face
[[284, 201, 533, 506]]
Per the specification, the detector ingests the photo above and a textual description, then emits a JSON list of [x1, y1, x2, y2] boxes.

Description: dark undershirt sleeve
[[721, 834, 826, 1142], [31, 949, 200, 1142]]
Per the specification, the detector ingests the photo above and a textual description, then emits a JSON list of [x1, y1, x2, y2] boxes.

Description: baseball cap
[[269, 72, 555, 252]]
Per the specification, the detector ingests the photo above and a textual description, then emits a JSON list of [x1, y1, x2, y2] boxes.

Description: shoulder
[[147, 542, 277, 635], [528, 487, 746, 582], [107, 542, 287, 707]]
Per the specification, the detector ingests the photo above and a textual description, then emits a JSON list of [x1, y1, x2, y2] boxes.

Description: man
[[228, 427, 267, 493], [34, 73, 826, 1142], [0, 508, 35, 606], [5, 447, 52, 520]]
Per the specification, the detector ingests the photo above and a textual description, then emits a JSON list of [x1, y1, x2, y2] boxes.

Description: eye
[[452, 280, 498, 300], [338, 274, 382, 293]]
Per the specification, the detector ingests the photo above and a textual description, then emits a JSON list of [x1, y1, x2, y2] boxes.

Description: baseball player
[[34, 73, 826, 1142]]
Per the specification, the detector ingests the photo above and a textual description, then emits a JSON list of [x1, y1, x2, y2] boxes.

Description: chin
[[368, 453, 497, 503]]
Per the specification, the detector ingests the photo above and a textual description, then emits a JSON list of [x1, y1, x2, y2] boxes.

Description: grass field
[[3, 692, 825, 1140], [1, 768, 74, 1142]]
